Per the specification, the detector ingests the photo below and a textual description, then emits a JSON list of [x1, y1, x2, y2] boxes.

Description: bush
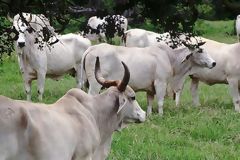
[[197, 3, 215, 20]]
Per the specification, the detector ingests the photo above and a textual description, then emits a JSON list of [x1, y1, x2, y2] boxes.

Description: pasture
[[1, 19, 240, 159]]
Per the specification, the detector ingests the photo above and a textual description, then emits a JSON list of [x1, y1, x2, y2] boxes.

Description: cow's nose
[[212, 62, 216, 67], [18, 42, 25, 48]]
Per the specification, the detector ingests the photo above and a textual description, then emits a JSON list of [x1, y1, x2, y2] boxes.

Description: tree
[[0, 0, 204, 59]]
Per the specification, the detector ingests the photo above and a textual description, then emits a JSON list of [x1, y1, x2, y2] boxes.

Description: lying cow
[[236, 15, 240, 42], [184, 37, 240, 112], [81, 43, 216, 115], [12, 13, 91, 101], [0, 57, 146, 160], [85, 15, 128, 42]]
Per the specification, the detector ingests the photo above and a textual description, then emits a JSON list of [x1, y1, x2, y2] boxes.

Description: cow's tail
[[80, 47, 92, 90]]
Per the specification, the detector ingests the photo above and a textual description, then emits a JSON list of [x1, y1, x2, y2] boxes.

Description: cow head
[[182, 41, 216, 69], [13, 13, 35, 48], [95, 57, 146, 123], [12, 13, 55, 50]]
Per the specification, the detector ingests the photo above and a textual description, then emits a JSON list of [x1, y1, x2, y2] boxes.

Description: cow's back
[[191, 39, 240, 85], [45, 34, 91, 75], [0, 94, 100, 160], [84, 44, 172, 91], [125, 29, 150, 47]]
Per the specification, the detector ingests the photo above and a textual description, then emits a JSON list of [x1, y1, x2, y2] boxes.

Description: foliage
[[197, 2, 215, 20], [0, 16, 14, 60], [0, 0, 204, 58], [0, 0, 239, 60]]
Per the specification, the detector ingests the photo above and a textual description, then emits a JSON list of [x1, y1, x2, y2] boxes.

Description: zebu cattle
[[0, 58, 146, 160], [123, 28, 170, 47], [81, 43, 216, 115], [12, 13, 91, 101], [236, 15, 240, 42], [85, 15, 128, 42], [187, 37, 240, 112]]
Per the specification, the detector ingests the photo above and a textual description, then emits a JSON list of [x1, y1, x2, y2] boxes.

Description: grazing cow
[[85, 15, 128, 42], [184, 37, 240, 112], [12, 13, 91, 101], [0, 57, 146, 160], [81, 43, 216, 115], [236, 15, 240, 42], [123, 28, 170, 47]]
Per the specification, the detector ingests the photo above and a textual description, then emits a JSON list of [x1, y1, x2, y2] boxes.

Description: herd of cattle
[[0, 12, 240, 159]]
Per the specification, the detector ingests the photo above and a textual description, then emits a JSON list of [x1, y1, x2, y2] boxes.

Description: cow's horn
[[117, 61, 130, 92], [94, 57, 119, 88], [7, 13, 13, 22], [197, 41, 206, 47], [28, 13, 32, 22]]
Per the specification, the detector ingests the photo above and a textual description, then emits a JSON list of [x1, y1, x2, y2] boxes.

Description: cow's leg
[[93, 137, 112, 160], [190, 77, 200, 106], [227, 78, 240, 112], [75, 64, 83, 89], [24, 78, 32, 101], [17, 53, 24, 74], [37, 72, 46, 101], [166, 83, 174, 99], [175, 90, 181, 107], [154, 80, 167, 115], [146, 92, 154, 116]]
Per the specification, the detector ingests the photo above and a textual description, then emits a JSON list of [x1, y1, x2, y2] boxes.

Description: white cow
[[236, 15, 240, 42], [123, 28, 170, 47], [186, 37, 240, 112], [0, 58, 146, 160], [85, 15, 128, 42], [13, 13, 91, 101], [81, 43, 216, 115]]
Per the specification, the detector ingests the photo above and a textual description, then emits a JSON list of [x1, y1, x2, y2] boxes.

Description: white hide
[[82, 43, 216, 115], [123, 28, 171, 47], [188, 37, 240, 112], [236, 15, 240, 42], [13, 13, 91, 101], [86, 15, 128, 41]]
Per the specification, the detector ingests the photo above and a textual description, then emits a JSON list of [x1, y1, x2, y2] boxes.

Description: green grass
[[195, 19, 237, 43], [1, 20, 240, 160]]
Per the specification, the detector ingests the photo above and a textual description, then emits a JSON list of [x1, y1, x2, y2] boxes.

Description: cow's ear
[[117, 94, 127, 114], [181, 53, 193, 63]]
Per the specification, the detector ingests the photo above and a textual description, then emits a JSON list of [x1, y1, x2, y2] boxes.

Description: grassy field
[[1, 20, 240, 160]]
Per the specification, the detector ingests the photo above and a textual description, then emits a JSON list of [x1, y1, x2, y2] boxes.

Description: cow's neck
[[92, 91, 122, 143], [172, 60, 192, 92], [55, 89, 122, 144], [167, 47, 193, 92]]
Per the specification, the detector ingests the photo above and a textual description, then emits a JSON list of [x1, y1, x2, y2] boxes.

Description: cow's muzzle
[[210, 61, 216, 69], [18, 42, 25, 48]]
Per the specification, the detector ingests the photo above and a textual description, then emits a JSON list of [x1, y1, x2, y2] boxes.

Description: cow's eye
[[131, 96, 135, 100], [27, 27, 33, 33], [197, 48, 203, 53]]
